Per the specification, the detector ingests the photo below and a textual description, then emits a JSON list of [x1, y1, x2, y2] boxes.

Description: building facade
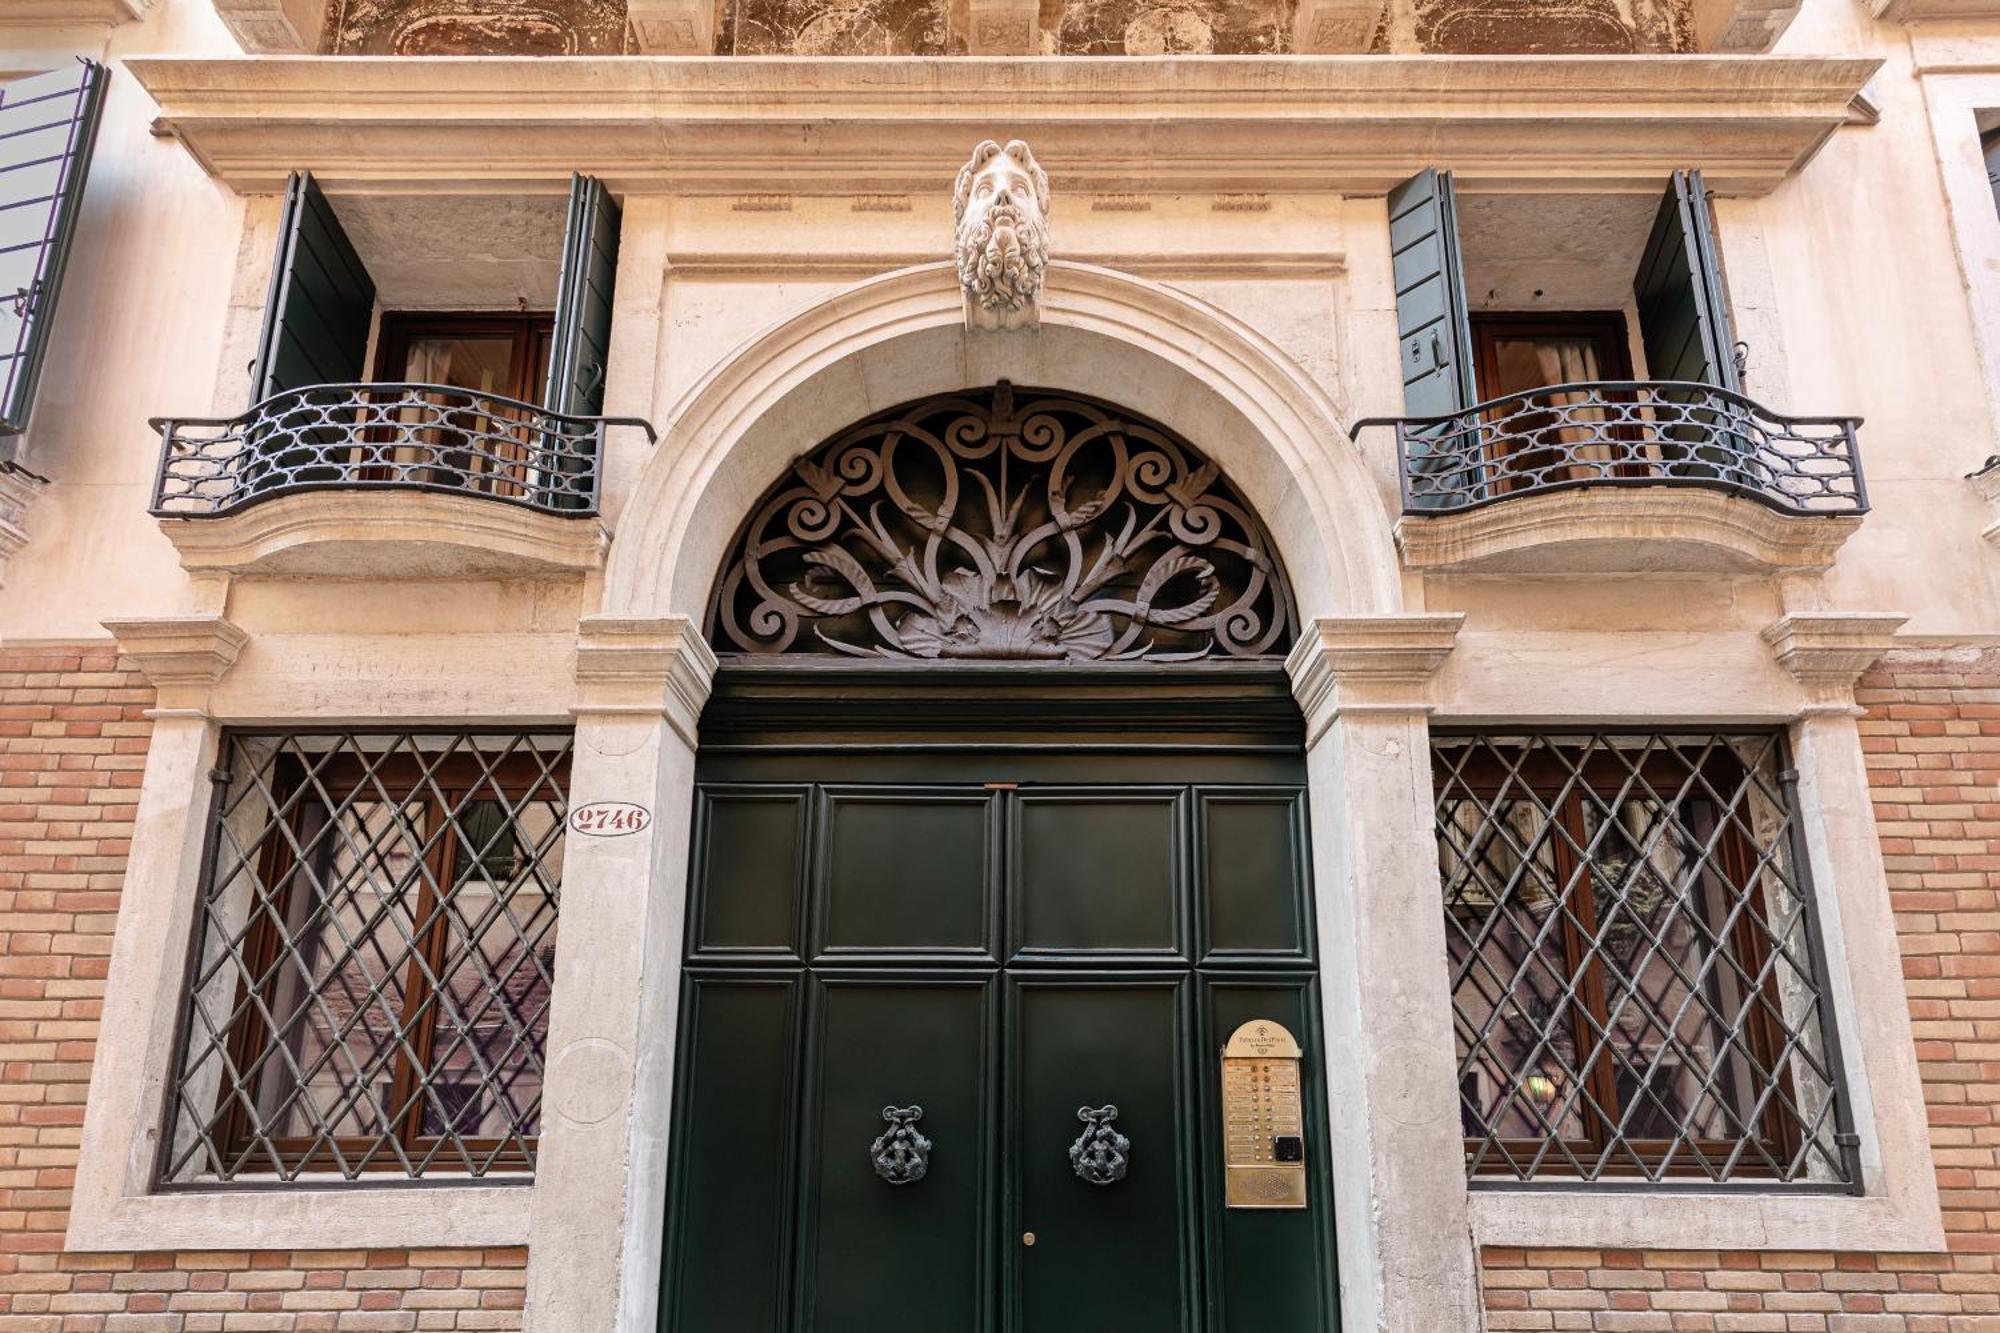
[[1, 0, 1998, 1328]]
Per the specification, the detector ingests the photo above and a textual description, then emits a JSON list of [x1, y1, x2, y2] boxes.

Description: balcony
[[1366, 381, 1868, 575], [149, 382, 650, 578]]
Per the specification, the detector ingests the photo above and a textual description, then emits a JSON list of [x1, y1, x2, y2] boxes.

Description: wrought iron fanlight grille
[[161, 729, 572, 1184], [708, 383, 1296, 660], [1432, 730, 1857, 1187]]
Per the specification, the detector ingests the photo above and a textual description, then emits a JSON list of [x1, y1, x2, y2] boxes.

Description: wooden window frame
[[371, 310, 556, 402], [1468, 312, 1634, 401]]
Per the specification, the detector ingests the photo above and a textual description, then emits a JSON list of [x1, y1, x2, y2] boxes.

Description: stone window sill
[[65, 1181, 532, 1253], [1470, 1185, 1945, 1253]]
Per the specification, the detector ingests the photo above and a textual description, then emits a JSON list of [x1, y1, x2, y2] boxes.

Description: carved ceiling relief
[[324, 0, 628, 50], [709, 385, 1297, 661], [1387, 0, 1693, 50], [322, 0, 1690, 50]]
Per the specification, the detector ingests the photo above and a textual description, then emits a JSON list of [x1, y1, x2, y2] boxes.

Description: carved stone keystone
[[954, 139, 1049, 333]]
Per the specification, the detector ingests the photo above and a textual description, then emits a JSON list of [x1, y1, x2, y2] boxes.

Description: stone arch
[[600, 261, 1403, 626]]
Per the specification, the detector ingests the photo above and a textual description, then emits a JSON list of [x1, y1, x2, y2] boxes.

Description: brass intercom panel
[[1222, 1020, 1307, 1209]]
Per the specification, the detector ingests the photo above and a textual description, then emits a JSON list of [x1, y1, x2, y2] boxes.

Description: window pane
[[1582, 794, 1758, 1147], [1440, 797, 1588, 1146], [256, 798, 428, 1146], [164, 730, 573, 1184], [420, 799, 563, 1141]]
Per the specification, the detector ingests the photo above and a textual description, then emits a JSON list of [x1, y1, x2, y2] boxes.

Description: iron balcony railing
[[149, 382, 656, 519], [1355, 381, 1867, 518]]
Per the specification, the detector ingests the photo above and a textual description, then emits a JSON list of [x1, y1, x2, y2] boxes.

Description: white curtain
[[1532, 340, 1610, 478]]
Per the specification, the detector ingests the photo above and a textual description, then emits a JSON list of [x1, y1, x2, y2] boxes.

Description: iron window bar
[[147, 382, 657, 520], [1353, 380, 1867, 518], [1432, 730, 1858, 1190], [160, 729, 573, 1186]]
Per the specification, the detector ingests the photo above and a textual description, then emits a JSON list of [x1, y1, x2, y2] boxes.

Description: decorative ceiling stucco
[[320, 0, 1694, 52]]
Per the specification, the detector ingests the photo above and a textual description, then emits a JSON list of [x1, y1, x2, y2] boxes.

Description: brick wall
[[0, 645, 527, 1331], [1480, 645, 2000, 1331]]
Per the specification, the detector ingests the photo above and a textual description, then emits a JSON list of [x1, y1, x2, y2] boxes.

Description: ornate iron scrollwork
[[1069, 1105, 1129, 1185], [870, 1105, 931, 1185], [710, 382, 1295, 661]]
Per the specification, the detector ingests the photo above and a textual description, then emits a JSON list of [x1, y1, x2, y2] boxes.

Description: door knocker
[[870, 1105, 931, 1185], [1069, 1104, 1129, 1185]]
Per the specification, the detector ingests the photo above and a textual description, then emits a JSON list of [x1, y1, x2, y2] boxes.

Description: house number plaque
[[1221, 1020, 1307, 1209]]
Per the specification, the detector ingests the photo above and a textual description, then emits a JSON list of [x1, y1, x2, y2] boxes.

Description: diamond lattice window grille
[[1432, 730, 1857, 1187], [161, 729, 572, 1184]]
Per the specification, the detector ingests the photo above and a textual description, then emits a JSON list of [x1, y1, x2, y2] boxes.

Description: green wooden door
[[661, 685, 1337, 1333]]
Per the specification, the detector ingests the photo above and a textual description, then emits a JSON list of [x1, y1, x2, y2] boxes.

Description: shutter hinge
[[1731, 341, 1750, 379]]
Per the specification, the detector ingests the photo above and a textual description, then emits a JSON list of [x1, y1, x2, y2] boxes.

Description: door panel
[[664, 974, 801, 1333], [1197, 789, 1311, 964], [692, 787, 809, 959], [665, 761, 1334, 1333], [1198, 977, 1339, 1332], [1012, 790, 1185, 960], [1008, 975, 1196, 1333], [796, 975, 994, 1330], [818, 788, 995, 960]]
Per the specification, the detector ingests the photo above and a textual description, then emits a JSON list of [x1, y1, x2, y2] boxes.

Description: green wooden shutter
[[250, 172, 375, 402], [0, 60, 108, 446], [1388, 169, 1477, 509], [1633, 169, 1739, 390], [542, 174, 620, 417]]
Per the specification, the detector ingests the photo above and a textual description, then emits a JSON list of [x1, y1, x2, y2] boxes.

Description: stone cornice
[[127, 54, 1882, 197], [1761, 611, 1907, 712], [101, 616, 248, 715], [573, 615, 717, 745], [1286, 613, 1465, 741]]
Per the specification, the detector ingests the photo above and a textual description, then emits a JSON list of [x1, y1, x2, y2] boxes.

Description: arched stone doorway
[[528, 265, 1480, 1333], [659, 384, 1338, 1331]]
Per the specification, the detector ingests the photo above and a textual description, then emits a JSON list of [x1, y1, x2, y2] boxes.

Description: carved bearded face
[[953, 139, 1050, 322]]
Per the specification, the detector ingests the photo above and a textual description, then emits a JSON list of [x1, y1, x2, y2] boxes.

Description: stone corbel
[[964, 0, 1037, 53], [209, 0, 325, 51], [1761, 611, 1907, 715], [1285, 613, 1465, 743], [573, 614, 718, 746], [626, 0, 711, 53], [1292, 0, 1388, 52], [1970, 461, 2000, 548], [101, 616, 248, 716], [0, 467, 41, 591], [1688, 0, 1801, 51]]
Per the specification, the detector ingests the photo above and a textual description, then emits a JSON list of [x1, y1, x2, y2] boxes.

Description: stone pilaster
[[527, 613, 717, 1332], [1285, 612, 1480, 1333]]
